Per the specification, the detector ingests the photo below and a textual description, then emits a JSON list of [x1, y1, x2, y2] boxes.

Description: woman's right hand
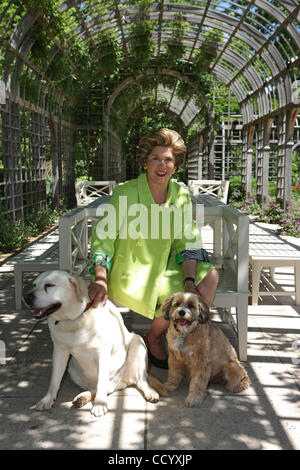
[[88, 280, 108, 307]]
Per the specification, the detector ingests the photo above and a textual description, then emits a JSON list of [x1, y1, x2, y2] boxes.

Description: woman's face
[[146, 146, 176, 187]]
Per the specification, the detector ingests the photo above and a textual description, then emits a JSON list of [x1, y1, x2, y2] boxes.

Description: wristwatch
[[184, 277, 195, 284]]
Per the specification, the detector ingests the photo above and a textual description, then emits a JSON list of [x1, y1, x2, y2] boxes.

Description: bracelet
[[95, 276, 107, 282], [184, 277, 195, 284]]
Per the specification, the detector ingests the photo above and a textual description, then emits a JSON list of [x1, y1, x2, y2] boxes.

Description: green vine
[[1, 0, 239, 178], [129, 2, 155, 70]]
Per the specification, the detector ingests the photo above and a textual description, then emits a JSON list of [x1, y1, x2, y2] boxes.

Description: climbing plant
[[1, 0, 227, 140], [1, 0, 237, 182]]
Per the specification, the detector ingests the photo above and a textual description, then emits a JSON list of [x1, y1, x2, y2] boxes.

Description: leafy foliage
[[229, 180, 300, 238], [0, 204, 64, 253], [1, 0, 226, 143]]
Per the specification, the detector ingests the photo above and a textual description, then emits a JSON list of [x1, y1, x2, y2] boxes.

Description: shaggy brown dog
[[162, 292, 250, 407]]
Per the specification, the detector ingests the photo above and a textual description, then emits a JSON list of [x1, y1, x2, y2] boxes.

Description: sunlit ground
[[0, 229, 299, 450]]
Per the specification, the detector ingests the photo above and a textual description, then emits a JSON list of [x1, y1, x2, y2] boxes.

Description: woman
[[88, 128, 218, 368]]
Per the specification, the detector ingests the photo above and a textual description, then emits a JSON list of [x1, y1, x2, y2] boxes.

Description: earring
[[143, 162, 147, 170]]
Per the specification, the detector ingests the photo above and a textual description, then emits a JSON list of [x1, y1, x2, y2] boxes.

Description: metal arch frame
[[111, 81, 208, 137], [125, 98, 187, 134], [1, 9, 75, 111], [51, 1, 300, 125], [104, 67, 216, 146], [3, 3, 298, 105], [142, 84, 202, 127], [3, 1, 91, 102], [0, 0, 299, 212], [102, 67, 214, 178], [55, 3, 290, 71], [105, 68, 207, 117], [1, 1, 299, 121]]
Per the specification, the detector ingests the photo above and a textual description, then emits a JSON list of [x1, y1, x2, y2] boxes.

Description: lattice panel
[[276, 112, 293, 207], [223, 218, 239, 275]]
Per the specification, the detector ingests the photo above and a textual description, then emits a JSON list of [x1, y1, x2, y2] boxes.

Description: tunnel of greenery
[[0, 0, 299, 232]]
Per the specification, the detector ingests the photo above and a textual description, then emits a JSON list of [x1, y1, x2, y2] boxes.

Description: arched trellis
[[58, 1, 300, 123], [116, 101, 188, 180], [0, 0, 299, 219], [4, 1, 298, 124], [102, 67, 217, 179], [105, 68, 207, 116]]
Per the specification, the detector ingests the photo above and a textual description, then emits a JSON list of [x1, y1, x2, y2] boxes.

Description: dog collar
[[173, 322, 185, 349], [54, 300, 94, 325], [177, 335, 185, 349]]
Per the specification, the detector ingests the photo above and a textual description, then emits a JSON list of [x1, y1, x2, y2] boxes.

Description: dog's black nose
[[178, 309, 186, 317], [24, 292, 34, 306]]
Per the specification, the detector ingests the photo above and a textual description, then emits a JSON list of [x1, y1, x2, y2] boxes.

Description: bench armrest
[[59, 208, 88, 273], [222, 205, 249, 292]]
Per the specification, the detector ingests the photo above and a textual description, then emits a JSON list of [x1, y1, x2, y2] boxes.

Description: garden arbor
[[0, 0, 299, 222]]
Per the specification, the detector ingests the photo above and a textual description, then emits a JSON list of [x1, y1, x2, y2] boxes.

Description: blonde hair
[[136, 128, 186, 170]]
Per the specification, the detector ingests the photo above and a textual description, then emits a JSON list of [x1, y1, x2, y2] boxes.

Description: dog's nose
[[178, 309, 186, 317], [24, 292, 34, 306]]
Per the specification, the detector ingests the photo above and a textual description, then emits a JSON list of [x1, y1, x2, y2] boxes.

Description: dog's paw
[[163, 382, 178, 392], [184, 393, 206, 407], [91, 400, 108, 417], [33, 395, 55, 411], [144, 389, 159, 403], [232, 374, 251, 393]]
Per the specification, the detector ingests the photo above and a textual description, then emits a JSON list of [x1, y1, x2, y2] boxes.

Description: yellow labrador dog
[[24, 270, 166, 417]]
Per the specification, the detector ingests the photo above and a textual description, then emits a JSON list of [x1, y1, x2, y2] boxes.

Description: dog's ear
[[69, 275, 87, 302], [198, 298, 210, 323], [161, 294, 175, 320]]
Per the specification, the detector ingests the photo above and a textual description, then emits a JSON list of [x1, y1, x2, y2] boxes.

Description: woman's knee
[[208, 268, 219, 286], [200, 268, 218, 287], [197, 268, 219, 299]]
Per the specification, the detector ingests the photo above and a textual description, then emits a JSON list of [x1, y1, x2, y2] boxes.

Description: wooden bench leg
[[251, 261, 261, 306], [14, 265, 23, 310], [236, 296, 248, 361]]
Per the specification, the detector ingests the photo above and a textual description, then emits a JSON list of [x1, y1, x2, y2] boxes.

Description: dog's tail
[[148, 375, 169, 397]]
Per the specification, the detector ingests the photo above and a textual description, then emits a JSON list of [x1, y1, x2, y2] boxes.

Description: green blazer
[[91, 173, 211, 319]]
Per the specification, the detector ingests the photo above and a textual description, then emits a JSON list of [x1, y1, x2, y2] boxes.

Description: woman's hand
[[88, 279, 108, 307]]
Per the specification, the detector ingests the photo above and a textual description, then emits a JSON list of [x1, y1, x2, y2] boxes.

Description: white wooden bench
[[77, 192, 250, 360], [192, 194, 249, 361], [15, 192, 249, 361], [188, 180, 230, 203], [249, 223, 300, 305], [75, 180, 116, 207]]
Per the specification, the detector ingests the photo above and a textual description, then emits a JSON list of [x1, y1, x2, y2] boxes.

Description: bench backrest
[[75, 180, 116, 207], [188, 180, 229, 203]]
